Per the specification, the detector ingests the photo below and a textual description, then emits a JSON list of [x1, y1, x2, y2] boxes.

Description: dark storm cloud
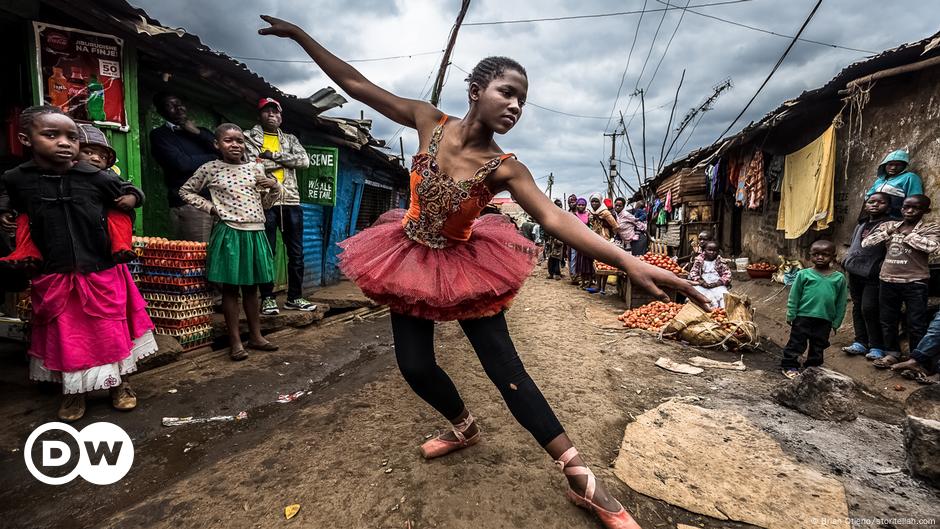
[[132, 0, 938, 197]]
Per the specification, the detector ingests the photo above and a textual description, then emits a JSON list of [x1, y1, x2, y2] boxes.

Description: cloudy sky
[[134, 0, 938, 199]]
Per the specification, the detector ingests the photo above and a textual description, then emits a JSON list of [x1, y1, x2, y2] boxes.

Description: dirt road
[[0, 270, 936, 529]]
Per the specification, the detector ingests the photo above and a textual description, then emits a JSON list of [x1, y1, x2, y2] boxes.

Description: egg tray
[[138, 283, 213, 295], [152, 315, 212, 329], [179, 336, 214, 352], [142, 291, 214, 303], [146, 306, 214, 320], [139, 250, 208, 261], [144, 297, 215, 312], [140, 267, 207, 278], [155, 322, 212, 338], [139, 256, 207, 268], [137, 275, 209, 287]]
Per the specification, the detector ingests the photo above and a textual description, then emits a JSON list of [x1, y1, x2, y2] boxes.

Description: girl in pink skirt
[[0, 106, 157, 421]]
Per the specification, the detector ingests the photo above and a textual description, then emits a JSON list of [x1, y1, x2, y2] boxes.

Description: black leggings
[[391, 311, 565, 447]]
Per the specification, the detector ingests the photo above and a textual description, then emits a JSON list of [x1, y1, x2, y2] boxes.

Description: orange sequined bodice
[[403, 116, 515, 249]]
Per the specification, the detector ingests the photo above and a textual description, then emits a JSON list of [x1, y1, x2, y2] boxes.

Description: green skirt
[[207, 223, 275, 285]]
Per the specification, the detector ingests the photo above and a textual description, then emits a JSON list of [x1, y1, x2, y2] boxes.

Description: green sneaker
[[260, 297, 279, 315], [284, 298, 317, 312]]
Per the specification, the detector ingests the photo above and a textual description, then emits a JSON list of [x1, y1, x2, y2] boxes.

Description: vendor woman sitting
[[688, 242, 732, 308]]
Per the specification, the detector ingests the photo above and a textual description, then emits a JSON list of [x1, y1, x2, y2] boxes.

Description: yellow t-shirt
[[262, 133, 285, 182]]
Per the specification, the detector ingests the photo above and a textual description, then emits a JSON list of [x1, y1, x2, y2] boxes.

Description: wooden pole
[[430, 0, 472, 107]]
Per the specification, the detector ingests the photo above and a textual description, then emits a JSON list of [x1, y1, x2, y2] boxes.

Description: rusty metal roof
[[40, 0, 405, 172], [642, 29, 940, 196]]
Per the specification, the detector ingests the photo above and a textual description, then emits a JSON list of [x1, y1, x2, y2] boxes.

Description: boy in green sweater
[[782, 240, 848, 378]]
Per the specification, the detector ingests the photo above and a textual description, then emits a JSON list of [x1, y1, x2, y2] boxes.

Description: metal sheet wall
[[301, 203, 325, 291], [323, 155, 365, 285]]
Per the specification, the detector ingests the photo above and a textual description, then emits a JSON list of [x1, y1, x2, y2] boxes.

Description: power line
[[643, 0, 691, 94], [462, 0, 750, 26], [604, 0, 648, 133], [715, 0, 823, 141], [632, 1, 670, 93], [527, 102, 609, 120], [653, 0, 875, 54], [230, 49, 444, 64], [452, 63, 610, 120]]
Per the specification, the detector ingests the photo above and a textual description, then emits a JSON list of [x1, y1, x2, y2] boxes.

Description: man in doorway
[[149, 92, 218, 242], [245, 97, 316, 315]]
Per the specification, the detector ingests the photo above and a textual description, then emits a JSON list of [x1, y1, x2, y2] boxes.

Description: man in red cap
[[245, 97, 315, 315]]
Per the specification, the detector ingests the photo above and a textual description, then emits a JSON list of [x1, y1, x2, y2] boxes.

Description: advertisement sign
[[300, 146, 339, 206], [34, 22, 126, 127]]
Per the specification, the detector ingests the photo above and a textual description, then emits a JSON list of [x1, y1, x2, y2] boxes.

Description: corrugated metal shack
[[636, 31, 940, 266], [0, 0, 408, 290]]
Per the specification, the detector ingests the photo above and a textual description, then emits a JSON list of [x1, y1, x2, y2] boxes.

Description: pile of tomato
[[594, 261, 618, 272], [747, 262, 776, 271], [617, 301, 684, 331], [639, 253, 684, 275], [711, 307, 748, 336]]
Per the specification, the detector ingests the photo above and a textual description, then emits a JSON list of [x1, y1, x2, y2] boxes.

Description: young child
[[179, 123, 283, 361], [688, 241, 732, 309], [841, 192, 891, 358], [0, 124, 141, 267], [866, 150, 923, 219], [782, 240, 847, 378], [862, 194, 940, 367], [0, 106, 156, 420]]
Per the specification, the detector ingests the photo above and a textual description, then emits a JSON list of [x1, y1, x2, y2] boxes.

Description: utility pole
[[602, 129, 623, 199], [619, 111, 643, 188], [658, 69, 685, 174], [545, 172, 554, 199], [430, 0, 472, 107], [399, 137, 406, 168], [634, 88, 648, 182]]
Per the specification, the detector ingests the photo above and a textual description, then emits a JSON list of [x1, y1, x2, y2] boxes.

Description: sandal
[[246, 340, 278, 351], [420, 413, 481, 459], [229, 347, 249, 361], [872, 355, 900, 369], [901, 369, 938, 385], [555, 447, 642, 529]]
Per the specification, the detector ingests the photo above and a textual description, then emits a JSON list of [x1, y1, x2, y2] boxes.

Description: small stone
[[385, 468, 393, 474], [772, 367, 858, 421], [381, 458, 389, 467]]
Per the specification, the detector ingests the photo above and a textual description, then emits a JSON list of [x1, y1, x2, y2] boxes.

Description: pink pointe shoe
[[555, 447, 643, 529], [419, 413, 481, 459]]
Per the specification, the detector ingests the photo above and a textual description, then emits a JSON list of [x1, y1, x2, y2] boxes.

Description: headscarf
[[574, 197, 589, 224], [588, 192, 608, 215]]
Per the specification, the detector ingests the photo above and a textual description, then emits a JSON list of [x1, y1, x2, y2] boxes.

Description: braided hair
[[19, 105, 66, 132], [465, 56, 527, 102]]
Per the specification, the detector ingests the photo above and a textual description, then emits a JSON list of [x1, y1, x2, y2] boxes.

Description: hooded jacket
[[244, 125, 310, 207], [866, 150, 923, 217]]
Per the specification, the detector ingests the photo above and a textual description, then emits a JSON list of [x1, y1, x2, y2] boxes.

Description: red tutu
[[338, 209, 536, 321]]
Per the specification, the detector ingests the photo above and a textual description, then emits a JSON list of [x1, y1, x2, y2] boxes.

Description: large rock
[[772, 367, 857, 421], [905, 385, 940, 422], [903, 416, 940, 487], [614, 401, 849, 529]]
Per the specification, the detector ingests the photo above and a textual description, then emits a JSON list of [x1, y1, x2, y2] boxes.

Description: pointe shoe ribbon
[[554, 447, 643, 529], [419, 412, 480, 459]]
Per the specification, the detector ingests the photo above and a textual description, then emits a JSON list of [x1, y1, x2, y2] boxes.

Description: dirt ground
[[0, 269, 937, 529]]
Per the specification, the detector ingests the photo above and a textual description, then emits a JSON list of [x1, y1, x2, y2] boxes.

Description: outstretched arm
[[259, 16, 440, 131], [496, 161, 708, 305]]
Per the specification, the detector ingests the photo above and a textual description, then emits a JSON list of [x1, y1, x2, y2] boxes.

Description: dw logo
[[24, 422, 134, 485]]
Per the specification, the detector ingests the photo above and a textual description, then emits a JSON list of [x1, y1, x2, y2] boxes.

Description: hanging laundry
[[744, 151, 765, 210], [665, 190, 673, 213], [765, 155, 785, 193], [776, 125, 836, 239]]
